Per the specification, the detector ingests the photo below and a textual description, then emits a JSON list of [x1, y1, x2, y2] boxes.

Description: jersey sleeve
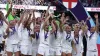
[[40, 22, 44, 32], [18, 23, 23, 39]]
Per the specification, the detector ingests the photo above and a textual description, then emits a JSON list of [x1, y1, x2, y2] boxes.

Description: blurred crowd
[[0, 0, 100, 31], [80, 0, 100, 7], [1, 0, 100, 7], [0, 0, 100, 56], [0, 0, 49, 5]]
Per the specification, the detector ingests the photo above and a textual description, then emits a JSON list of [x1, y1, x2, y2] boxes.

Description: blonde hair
[[63, 24, 69, 31]]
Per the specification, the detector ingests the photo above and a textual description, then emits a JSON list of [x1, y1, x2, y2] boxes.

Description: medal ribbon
[[44, 31, 48, 40], [54, 30, 57, 39], [36, 32, 39, 40], [28, 30, 30, 36], [10, 27, 16, 35], [0, 20, 3, 26], [66, 33, 71, 40], [89, 32, 94, 40], [75, 37, 79, 44]]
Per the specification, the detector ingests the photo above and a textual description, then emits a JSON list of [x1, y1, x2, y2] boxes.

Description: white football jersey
[[39, 23, 51, 46], [39, 29, 51, 47], [7, 24, 20, 44], [18, 23, 31, 45], [49, 32, 56, 49], [32, 32, 40, 48], [55, 30, 63, 47], [87, 31, 98, 51], [72, 31, 83, 55], [61, 31, 74, 50]]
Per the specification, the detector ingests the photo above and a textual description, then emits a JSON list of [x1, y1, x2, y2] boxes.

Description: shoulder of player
[[94, 31, 99, 35]]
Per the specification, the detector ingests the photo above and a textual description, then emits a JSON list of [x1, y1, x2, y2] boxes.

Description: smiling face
[[74, 24, 80, 31], [12, 9, 16, 16], [65, 25, 71, 33], [34, 24, 40, 32], [36, 17, 42, 25]]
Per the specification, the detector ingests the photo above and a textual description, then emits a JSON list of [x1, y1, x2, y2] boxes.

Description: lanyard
[[66, 32, 71, 40], [89, 32, 94, 40], [54, 30, 57, 39], [75, 36, 79, 44], [28, 30, 30, 36], [10, 27, 16, 35], [36, 32, 39, 40], [44, 31, 48, 40], [0, 20, 3, 26], [11, 27, 16, 32]]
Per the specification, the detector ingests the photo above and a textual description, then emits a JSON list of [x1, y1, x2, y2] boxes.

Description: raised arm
[[42, 14, 51, 29], [5, 24, 10, 38], [59, 13, 65, 32], [26, 11, 32, 24], [45, 4, 50, 18], [5, 2, 13, 18], [51, 20, 56, 34], [29, 10, 35, 26], [0, 12, 9, 25], [53, 20, 58, 31], [32, 10, 36, 24], [17, 11, 25, 26], [94, 13, 99, 32]]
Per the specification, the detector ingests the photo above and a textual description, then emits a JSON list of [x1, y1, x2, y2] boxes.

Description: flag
[[6, 3, 14, 21], [58, 0, 100, 56], [60, 0, 96, 28], [69, 0, 87, 22], [63, 0, 78, 8]]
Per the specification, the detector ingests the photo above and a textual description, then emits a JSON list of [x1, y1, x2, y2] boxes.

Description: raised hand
[[87, 17, 91, 20]]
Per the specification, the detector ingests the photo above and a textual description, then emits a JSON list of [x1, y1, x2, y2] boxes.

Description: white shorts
[[72, 50, 83, 56], [38, 46, 50, 56], [55, 47, 61, 55], [32, 47, 38, 56], [87, 50, 98, 56], [6, 44, 20, 52], [49, 48, 55, 56], [62, 46, 72, 54], [72, 52, 82, 56], [20, 45, 32, 55]]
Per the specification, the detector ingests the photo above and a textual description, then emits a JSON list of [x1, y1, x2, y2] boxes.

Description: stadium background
[[0, 0, 100, 56]]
